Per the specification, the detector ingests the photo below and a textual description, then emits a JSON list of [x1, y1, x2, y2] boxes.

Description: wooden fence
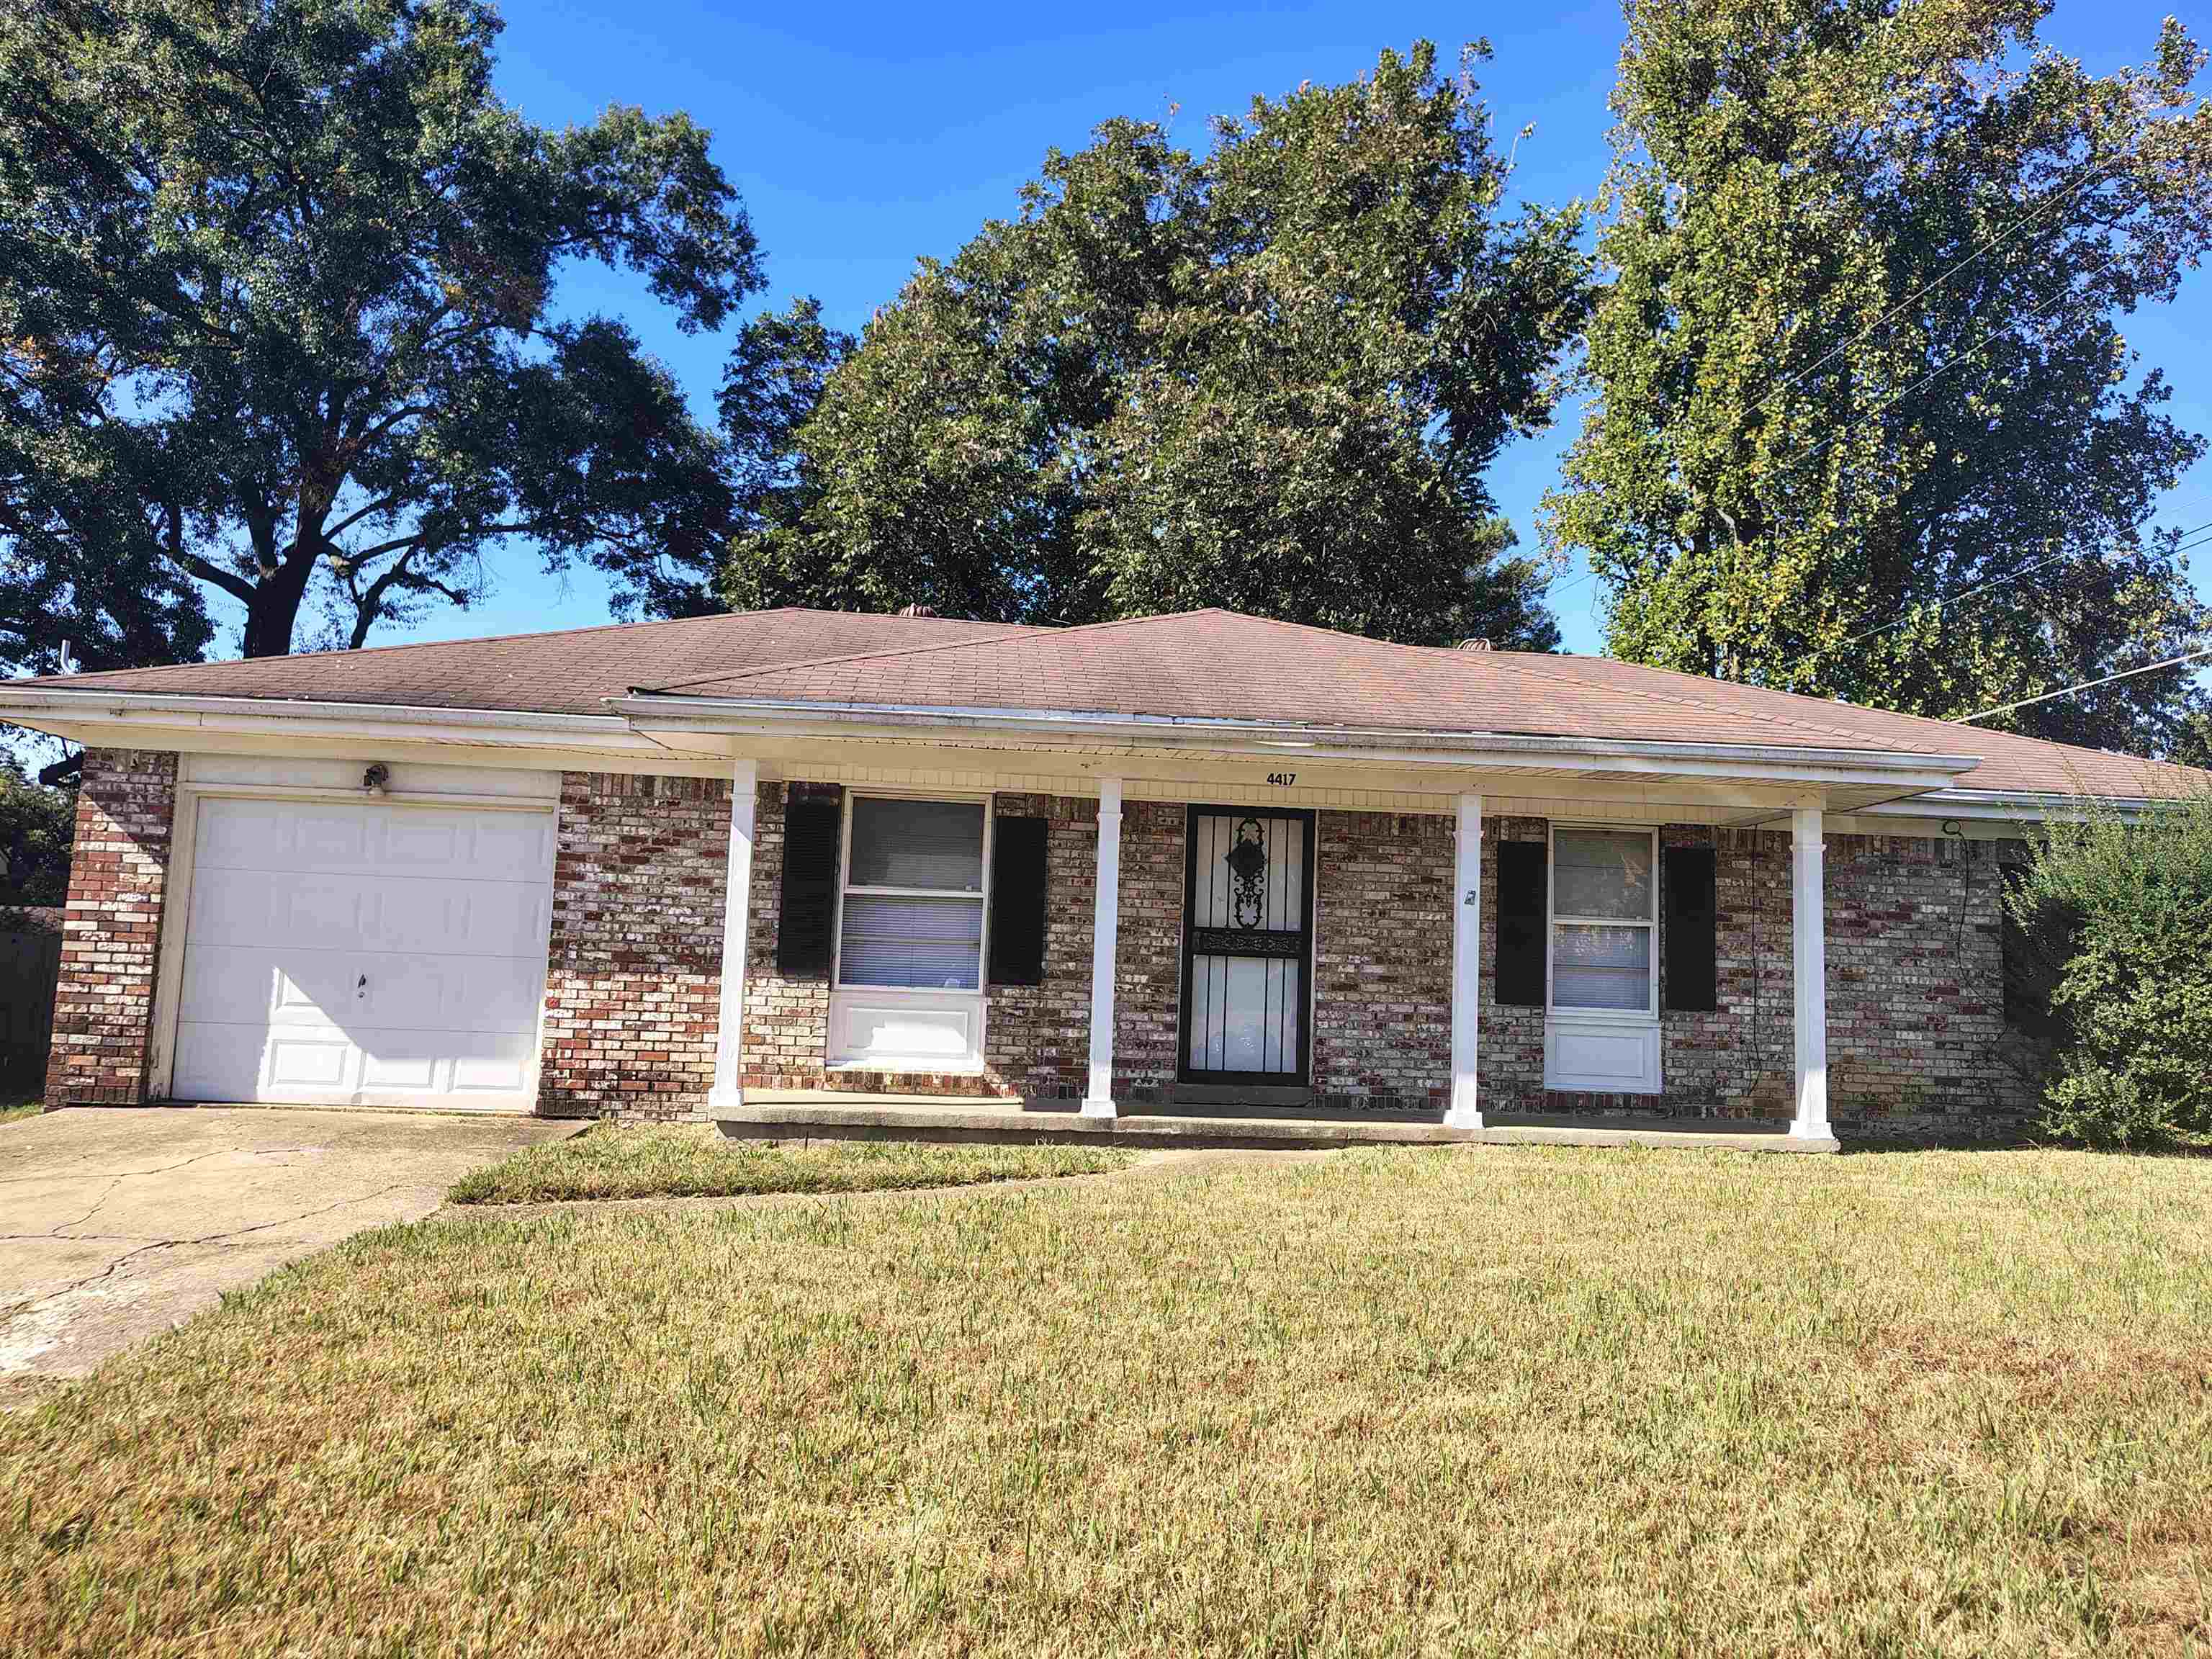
[[0, 920, 62, 1092]]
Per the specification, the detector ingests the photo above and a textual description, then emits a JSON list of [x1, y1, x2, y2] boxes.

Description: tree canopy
[[1547, 0, 2212, 754], [722, 42, 1591, 649], [0, 0, 762, 667]]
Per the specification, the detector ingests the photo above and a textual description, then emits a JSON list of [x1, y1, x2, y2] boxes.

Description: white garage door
[[170, 795, 557, 1110]]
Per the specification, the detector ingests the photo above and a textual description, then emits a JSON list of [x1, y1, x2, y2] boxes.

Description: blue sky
[[343, 0, 2212, 667]]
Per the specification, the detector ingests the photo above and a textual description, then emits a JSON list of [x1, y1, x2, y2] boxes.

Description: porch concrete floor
[[719, 1092, 1837, 1153]]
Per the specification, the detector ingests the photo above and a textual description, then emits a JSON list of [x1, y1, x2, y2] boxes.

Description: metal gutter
[[1858, 788, 2154, 820], [0, 686, 626, 732]]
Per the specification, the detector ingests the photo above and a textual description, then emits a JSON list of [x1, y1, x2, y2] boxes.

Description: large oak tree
[[724, 42, 1591, 649], [1549, 0, 2212, 754], [0, 0, 760, 666]]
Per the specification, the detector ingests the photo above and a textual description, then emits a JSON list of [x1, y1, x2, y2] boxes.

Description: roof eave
[[609, 691, 1983, 788], [1861, 786, 2162, 820]]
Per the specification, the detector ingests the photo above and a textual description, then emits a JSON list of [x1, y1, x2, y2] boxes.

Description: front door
[[1179, 806, 1314, 1086]]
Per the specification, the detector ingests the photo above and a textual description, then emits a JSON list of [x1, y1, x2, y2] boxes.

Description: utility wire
[[1737, 157, 2113, 426], [1834, 520, 2212, 649], [1961, 640, 2212, 723], [1779, 253, 2102, 481], [1545, 158, 2121, 601]]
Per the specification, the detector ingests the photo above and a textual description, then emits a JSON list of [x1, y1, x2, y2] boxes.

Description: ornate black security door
[[1179, 806, 1315, 1085]]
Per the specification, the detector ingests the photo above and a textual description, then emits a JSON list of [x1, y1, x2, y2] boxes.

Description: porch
[[703, 769, 1861, 1149], [711, 1091, 1840, 1153]]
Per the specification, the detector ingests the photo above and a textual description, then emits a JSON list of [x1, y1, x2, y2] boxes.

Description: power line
[[1739, 156, 2113, 426], [1780, 251, 2103, 482], [1960, 641, 2212, 723], [1547, 264, 2123, 604], [1546, 520, 2211, 619], [1835, 520, 2212, 649]]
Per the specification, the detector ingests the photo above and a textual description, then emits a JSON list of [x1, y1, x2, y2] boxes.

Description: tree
[[725, 42, 1591, 649], [2008, 789, 2212, 1148], [0, 0, 761, 660], [0, 757, 74, 907], [1548, 0, 2212, 754]]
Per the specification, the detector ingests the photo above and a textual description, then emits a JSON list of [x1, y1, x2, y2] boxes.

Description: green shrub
[[2008, 788, 2212, 1148]]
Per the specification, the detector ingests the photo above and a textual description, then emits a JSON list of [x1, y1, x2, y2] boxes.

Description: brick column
[[45, 749, 177, 1107]]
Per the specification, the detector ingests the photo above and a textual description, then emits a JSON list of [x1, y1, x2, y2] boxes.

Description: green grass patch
[[446, 1121, 1136, 1204], [6, 1146, 2211, 1655], [0, 1097, 41, 1126]]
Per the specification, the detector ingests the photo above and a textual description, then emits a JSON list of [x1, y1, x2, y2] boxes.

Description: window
[[1550, 827, 1658, 1015], [836, 796, 989, 992]]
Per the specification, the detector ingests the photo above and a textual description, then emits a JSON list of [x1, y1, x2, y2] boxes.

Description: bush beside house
[[2010, 791, 2212, 1148]]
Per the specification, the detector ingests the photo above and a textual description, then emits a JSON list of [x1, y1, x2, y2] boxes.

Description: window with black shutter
[[775, 793, 842, 975], [1660, 845, 1718, 1012], [987, 817, 1048, 985], [1493, 840, 1547, 1006]]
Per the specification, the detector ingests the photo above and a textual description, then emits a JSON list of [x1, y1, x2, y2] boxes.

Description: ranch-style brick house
[[3, 606, 2206, 1150]]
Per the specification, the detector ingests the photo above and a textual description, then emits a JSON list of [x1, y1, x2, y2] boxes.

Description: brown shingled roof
[[12, 605, 2208, 801], [21, 606, 1021, 716]]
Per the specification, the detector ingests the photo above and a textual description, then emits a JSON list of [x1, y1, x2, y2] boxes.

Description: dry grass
[[446, 1122, 1135, 1204], [4, 1145, 2211, 1656], [0, 1100, 40, 1126]]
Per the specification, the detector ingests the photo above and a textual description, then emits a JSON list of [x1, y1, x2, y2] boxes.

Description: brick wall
[[1477, 816, 1551, 1112], [44, 749, 176, 1107], [737, 781, 835, 1093], [1311, 810, 1452, 1110], [536, 772, 731, 1120], [544, 775, 2031, 1138], [1110, 800, 1185, 1103], [737, 785, 1130, 1102], [982, 792, 1100, 1099], [1481, 822, 2034, 1138]]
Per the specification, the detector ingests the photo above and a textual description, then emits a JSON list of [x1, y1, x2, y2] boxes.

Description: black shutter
[[776, 795, 842, 976], [1660, 845, 1717, 1012], [987, 817, 1049, 986], [1494, 840, 1547, 1007]]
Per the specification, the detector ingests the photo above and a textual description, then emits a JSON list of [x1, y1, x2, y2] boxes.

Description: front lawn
[[447, 1121, 1135, 1203], [5, 1146, 2210, 1655]]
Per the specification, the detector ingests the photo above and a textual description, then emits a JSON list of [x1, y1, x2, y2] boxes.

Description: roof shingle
[[12, 606, 2208, 801]]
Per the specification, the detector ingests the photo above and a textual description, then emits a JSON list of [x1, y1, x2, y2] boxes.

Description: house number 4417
[[1265, 771, 1297, 786]]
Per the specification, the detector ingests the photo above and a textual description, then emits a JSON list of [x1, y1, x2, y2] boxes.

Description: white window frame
[[825, 788, 994, 1074], [831, 789, 995, 997], [1545, 822, 1661, 1023]]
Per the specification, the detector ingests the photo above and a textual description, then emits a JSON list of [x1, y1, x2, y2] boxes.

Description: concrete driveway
[[1, 1107, 575, 1385]]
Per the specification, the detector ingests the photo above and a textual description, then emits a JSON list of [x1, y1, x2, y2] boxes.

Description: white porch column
[[1791, 805, 1831, 1141], [708, 757, 760, 1112], [1082, 777, 1123, 1119], [1446, 791, 1484, 1129]]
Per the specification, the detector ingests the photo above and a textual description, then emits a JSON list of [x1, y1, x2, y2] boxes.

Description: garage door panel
[[170, 793, 554, 1110], [195, 798, 372, 874], [264, 1028, 355, 1091], [356, 954, 545, 1033], [179, 945, 545, 1037], [186, 866, 545, 958], [359, 881, 547, 956]]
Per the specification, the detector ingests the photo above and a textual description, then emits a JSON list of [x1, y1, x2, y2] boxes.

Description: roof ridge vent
[[1457, 638, 1493, 652], [897, 603, 938, 619]]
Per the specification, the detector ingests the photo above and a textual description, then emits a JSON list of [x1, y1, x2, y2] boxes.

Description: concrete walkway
[[1, 1107, 573, 1385]]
